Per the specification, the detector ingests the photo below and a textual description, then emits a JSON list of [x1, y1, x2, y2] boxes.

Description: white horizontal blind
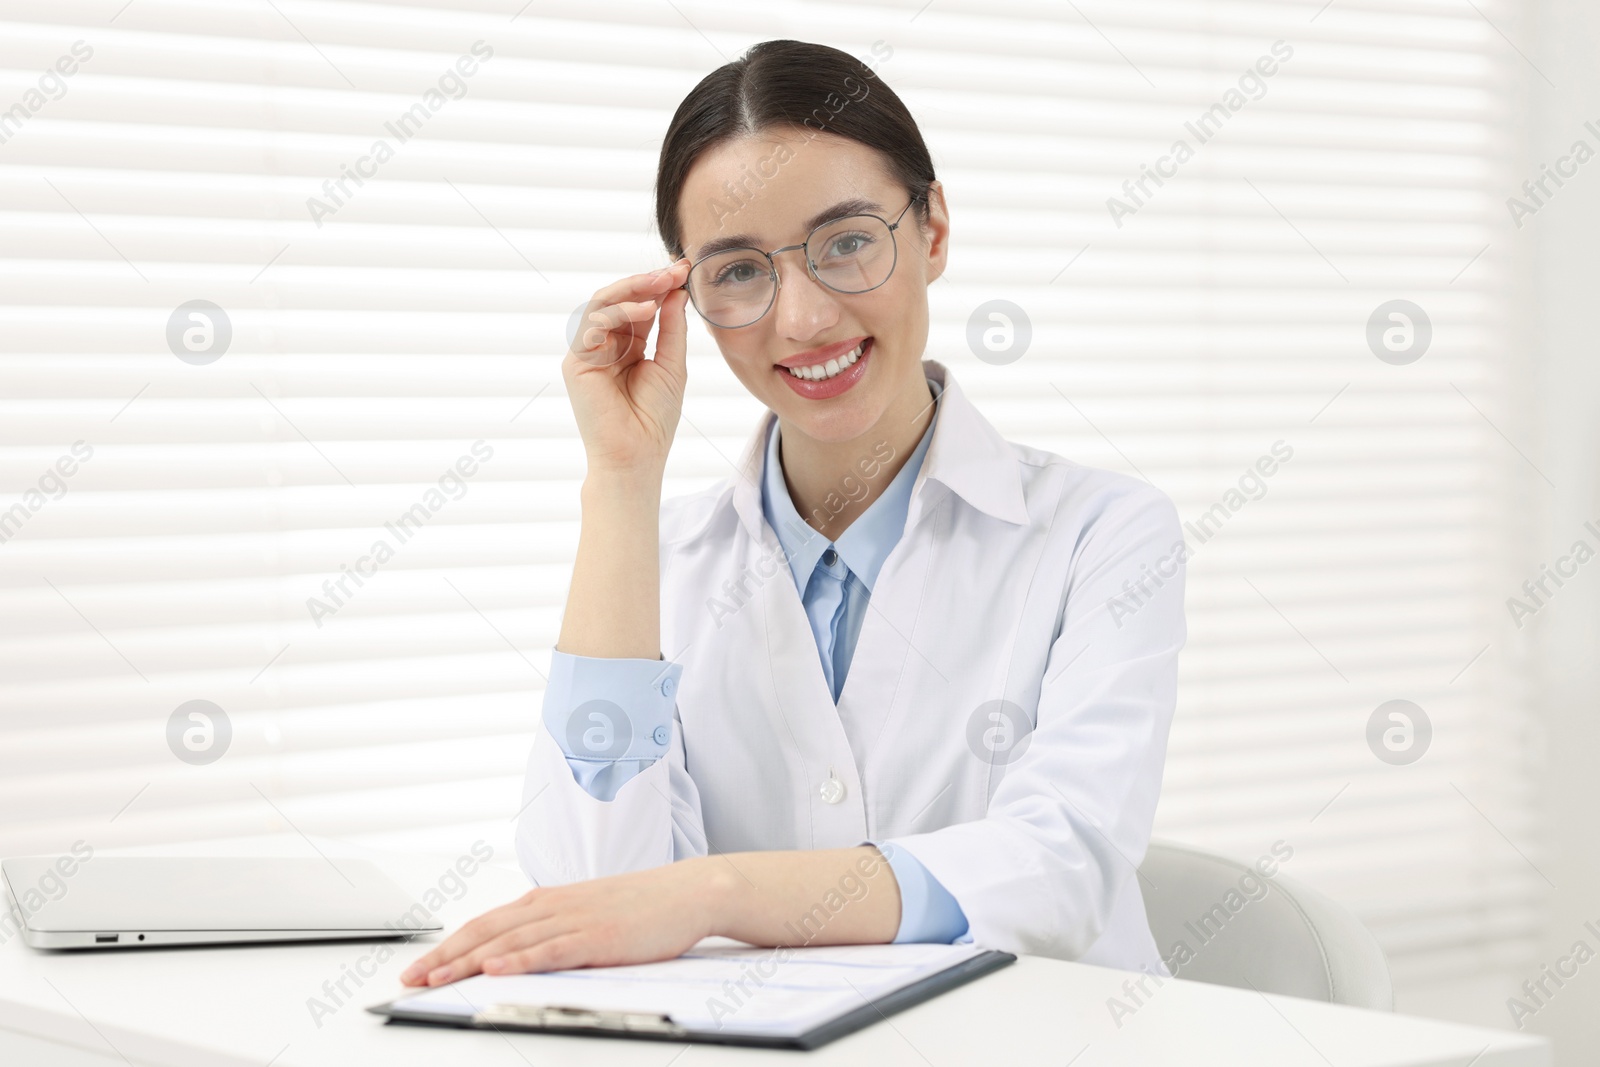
[[0, 0, 1537, 996]]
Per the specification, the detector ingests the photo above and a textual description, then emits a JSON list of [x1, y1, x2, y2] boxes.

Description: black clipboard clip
[[475, 1003, 688, 1037]]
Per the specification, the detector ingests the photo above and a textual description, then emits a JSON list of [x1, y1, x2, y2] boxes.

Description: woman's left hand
[[399, 857, 724, 986]]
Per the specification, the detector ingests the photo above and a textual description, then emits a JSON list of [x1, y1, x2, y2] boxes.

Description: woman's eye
[[825, 233, 871, 258], [714, 261, 764, 286]]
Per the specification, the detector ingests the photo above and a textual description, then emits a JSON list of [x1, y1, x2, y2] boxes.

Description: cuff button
[[657, 676, 676, 698], [652, 725, 670, 746]]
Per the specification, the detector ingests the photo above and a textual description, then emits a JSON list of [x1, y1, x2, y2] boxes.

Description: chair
[[1138, 839, 1394, 1010]]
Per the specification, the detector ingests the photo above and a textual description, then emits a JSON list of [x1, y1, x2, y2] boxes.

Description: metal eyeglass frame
[[677, 194, 924, 329]]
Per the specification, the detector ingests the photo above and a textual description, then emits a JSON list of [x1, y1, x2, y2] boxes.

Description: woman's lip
[[775, 335, 869, 370], [776, 339, 872, 400]]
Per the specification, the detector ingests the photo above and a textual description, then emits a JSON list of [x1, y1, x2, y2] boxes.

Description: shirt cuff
[[542, 650, 683, 802], [872, 840, 971, 944]]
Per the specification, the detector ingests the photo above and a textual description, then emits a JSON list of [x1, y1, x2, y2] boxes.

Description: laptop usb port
[[94, 934, 119, 943]]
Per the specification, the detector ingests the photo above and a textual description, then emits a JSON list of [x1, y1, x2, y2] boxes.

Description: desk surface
[[0, 840, 1549, 1067]]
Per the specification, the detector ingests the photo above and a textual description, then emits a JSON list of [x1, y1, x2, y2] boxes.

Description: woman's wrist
[[682, 848, 902, 947], [581, 465, 665, 507], [686, 854, 745, 940]]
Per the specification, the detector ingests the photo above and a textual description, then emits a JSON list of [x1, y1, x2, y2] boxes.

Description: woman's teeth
[[787, 340, 866, 380]]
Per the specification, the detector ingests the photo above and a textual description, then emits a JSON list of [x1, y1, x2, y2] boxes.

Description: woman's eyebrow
[[690, 198, 884, 261]]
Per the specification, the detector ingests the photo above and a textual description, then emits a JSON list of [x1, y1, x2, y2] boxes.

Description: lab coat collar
[[679, 359, 1029, 547]]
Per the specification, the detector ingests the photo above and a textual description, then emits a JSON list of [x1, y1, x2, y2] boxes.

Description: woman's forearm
[[556, 470, 665, 659], [697, 847, 902, 947]]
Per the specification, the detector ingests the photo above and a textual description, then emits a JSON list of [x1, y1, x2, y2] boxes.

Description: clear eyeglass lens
[[807, 215, 894, 294], [687, 250, 775, 328]]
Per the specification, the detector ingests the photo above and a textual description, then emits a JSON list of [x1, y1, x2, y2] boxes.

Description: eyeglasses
[[680, 195, 923, 330]]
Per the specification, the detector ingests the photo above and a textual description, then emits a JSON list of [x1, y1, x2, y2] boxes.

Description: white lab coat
[[517, 359, 1187, 972]]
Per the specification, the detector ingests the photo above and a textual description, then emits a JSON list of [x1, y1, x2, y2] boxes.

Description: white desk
[[0, 842, 1550, 1066]]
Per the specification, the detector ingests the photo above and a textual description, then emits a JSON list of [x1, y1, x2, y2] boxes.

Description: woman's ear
[[919, 180, 950, 284]]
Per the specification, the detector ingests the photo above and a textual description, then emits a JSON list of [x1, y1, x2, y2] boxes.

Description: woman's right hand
[[563, 258, 692, 479]]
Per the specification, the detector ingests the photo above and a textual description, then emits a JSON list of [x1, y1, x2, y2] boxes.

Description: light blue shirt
[[542, 377, 968, 945]]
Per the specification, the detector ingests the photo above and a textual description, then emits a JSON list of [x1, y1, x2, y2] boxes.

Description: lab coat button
[[820, 776, 846, 804], [658, 675, 676, 698], [652, 725, 670, 746]]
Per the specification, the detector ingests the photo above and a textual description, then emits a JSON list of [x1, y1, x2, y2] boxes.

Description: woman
[[401, 39, 1185, 989]]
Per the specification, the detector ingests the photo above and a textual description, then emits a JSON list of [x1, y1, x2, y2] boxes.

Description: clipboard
[[368, 944, 1015, 1051]]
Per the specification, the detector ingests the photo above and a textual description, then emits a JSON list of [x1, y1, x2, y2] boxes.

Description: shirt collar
[[760, 378, 942, 594], [679, 359, 1030, 548]]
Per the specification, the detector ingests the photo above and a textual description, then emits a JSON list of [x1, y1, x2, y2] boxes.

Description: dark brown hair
[[654, 39, 935, 259]]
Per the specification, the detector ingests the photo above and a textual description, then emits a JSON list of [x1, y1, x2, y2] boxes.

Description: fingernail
[[428, 966, 452, 984], [401, 964, 420, 982]]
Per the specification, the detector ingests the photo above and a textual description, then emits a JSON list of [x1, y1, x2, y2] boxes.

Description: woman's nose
[[769, 254, 840, 341]]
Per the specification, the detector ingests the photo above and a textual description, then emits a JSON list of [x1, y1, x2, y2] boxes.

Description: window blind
[[0, 0, 1538, 1001]]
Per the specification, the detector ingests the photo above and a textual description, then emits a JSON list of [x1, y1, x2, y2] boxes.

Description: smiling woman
[[400, 38, 1187, 990]]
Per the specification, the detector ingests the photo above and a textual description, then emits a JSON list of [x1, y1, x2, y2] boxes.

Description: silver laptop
[[2, 856, 444, 949]]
